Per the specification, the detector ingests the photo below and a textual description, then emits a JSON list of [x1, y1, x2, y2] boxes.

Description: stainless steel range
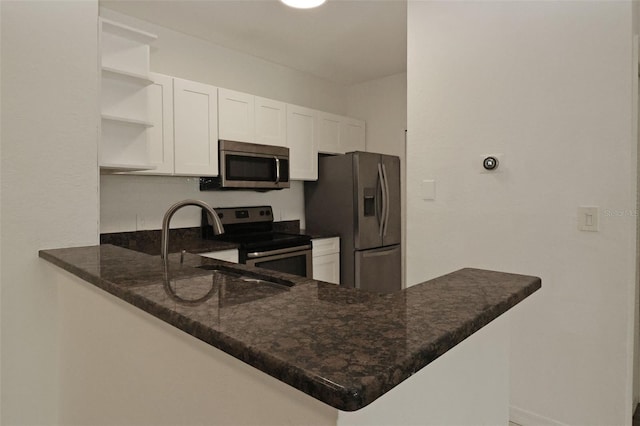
[[201, 206, 312, 278]]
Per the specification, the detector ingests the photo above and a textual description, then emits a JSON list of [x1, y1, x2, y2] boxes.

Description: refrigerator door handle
[[382, 162, 390, 237], [377, 163, 386, 237]]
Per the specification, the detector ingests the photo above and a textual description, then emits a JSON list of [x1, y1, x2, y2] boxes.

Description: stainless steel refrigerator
[[305, 152, 401, 293]]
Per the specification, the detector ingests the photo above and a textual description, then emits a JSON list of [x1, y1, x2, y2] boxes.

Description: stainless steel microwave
[[200, 140, 290, 190]]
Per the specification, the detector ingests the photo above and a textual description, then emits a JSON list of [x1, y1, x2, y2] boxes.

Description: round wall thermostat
[[483, 156, 499, 170]]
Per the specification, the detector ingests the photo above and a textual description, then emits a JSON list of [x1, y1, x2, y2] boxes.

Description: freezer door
[[354, 152, 383, 250], [355, 245, 401, 293], [381, 154, 401, 246]]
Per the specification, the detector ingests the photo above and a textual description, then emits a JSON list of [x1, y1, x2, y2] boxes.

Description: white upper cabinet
[[99, 18, 157, 171], [218, 88, 255, 143], [255, 96, 286, 147], [173, 78, 219, 176], [317, 113, 366, 155], [218, 89, 286, 147], [136, 73, 174, 175], [342, 118, 366, 152], [317, 112, 342, 154], [286, 104, 318, 181]]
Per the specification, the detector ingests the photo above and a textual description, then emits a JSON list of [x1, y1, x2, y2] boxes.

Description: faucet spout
[[161, 199, 224, 262]]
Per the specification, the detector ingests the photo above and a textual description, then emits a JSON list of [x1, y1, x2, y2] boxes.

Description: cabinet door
[[137, 73, 174, 175], [255, 96, 286, 147], [313, 254, 340, 285], [341, 118, 366, 152], [218, 88, 255, 143], [317, 112, 343, 154], [286, 104, 318, 180], [173, 78, 218, 176]]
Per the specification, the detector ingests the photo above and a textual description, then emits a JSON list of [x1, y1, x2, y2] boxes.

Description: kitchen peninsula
[[41, 244, 540, 425]]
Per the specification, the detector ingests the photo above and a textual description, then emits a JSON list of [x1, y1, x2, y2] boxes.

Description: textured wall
[[1, 1, 100, 424], [407, 1, 636, 424]]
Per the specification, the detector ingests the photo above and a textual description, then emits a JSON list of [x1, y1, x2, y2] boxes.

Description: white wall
[[0, 1, 100, 424], [98, 8, 351, 233], [99, 8, 347, 116], [407, 2, 636, 425], [101, 175, 306, 233], [347, 72, 407, 159]]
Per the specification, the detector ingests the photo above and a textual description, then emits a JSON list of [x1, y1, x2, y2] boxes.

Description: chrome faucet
[[160, 199, 224, 262]]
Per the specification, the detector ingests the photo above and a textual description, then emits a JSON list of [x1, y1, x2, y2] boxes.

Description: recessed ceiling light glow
[[280, 0, 326, 9]]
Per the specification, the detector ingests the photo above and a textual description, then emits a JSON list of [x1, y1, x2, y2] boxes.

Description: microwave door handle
[[274, 157, 280, 184]]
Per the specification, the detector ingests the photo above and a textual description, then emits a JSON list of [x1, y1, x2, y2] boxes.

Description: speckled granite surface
[[39, 244, 540, 411], [100, 228, 239, 255]]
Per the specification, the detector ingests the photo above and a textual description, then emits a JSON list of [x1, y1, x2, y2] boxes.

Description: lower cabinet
[[199, 249, 239, 264], [311, 237, 340, 285]]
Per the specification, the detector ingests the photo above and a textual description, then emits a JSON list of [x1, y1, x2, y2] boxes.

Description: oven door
[[244, 245, 312, 278]]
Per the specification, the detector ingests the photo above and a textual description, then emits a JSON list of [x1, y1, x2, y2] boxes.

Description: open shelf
[[102, 66, 153, 86], [100, 18, 157, 44], [100, 162, 157, 172], [101, 114, 154, 128]]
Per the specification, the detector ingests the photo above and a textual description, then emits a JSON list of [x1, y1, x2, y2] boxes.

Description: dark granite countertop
[[39, 244, 540, 411], [303, 230, 341, 240], [100, 228, 239, 255]]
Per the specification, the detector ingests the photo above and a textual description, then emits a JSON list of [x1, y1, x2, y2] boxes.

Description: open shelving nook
[[99, 18, 158, 172]]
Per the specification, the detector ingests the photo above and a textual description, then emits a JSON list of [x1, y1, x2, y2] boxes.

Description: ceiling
[[100, 0, 407, 86]]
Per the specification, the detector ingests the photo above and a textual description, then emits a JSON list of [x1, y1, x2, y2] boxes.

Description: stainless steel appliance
[[305, 152, 401, 293], [201, 206, 312, 278], [200, 140, 290, 190]]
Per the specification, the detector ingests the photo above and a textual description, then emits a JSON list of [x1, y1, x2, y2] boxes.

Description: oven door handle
[[274, 157, 280, 184], [246, 244, 312, 259]]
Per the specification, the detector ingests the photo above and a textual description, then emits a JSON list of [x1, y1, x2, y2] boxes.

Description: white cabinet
[[199, 249, 239, 264], [218, 88, 255, 143], [173, 78, 219, 176], [255, 96, 286, 147], [218, 89, 286, 147], [286, 105, 318, 180], [317, 112, 366, 155], [136, 73, 174, 175], [342, 117, 366, 152], [317, 112, 342, 154], [312, 237, 340, 285], [99, 18, 157, 171]]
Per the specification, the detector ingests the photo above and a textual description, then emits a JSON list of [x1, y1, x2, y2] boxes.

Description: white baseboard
[[510, 405, 569, 426]]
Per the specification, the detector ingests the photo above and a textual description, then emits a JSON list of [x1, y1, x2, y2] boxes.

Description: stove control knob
[[260, 210, 265, 216], [218, 213, 223, 219]]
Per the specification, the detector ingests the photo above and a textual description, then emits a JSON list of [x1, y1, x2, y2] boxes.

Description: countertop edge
[[39, 246, 541, 412]]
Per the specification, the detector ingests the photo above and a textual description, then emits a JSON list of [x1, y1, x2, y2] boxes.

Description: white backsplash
[[100, 174, 305, 233]]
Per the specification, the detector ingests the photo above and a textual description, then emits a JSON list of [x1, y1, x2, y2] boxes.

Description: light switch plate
[[421, 180, 436, 200], [578, 206, 599, 232]]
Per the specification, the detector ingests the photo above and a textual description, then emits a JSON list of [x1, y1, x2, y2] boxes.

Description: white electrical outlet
[[421, 180, 436, 200], [578, 206, 599, 232]]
